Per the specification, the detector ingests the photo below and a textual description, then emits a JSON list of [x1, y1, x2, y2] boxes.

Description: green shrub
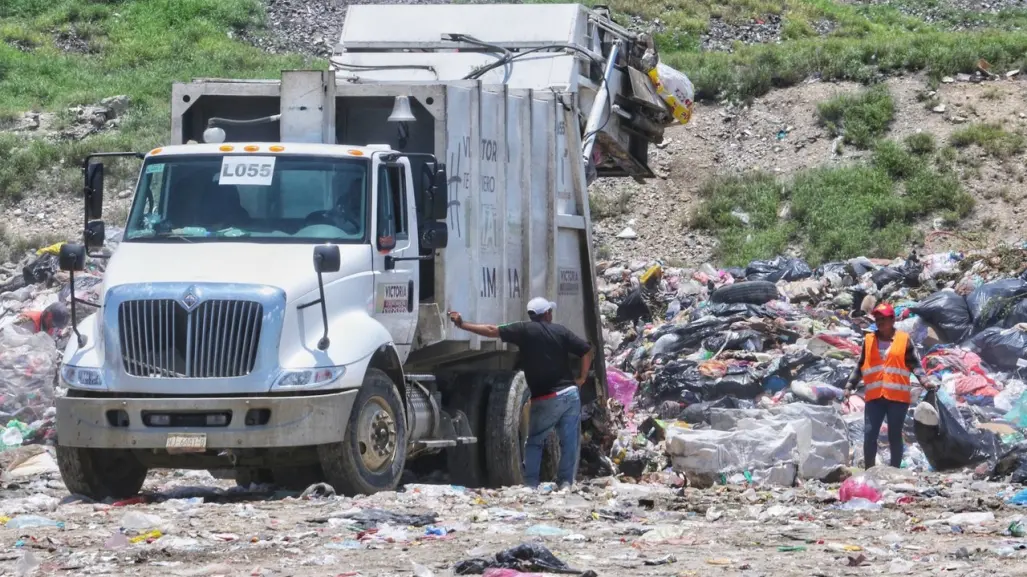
[[904, 132, 937, 156], [817, 85, 895, 149], [950, 123, 1027, 158]]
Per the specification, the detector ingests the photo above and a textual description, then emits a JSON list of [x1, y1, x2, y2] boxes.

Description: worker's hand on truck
[[447, 311, 463, 328]]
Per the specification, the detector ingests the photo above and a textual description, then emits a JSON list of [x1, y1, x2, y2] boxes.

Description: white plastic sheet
[[667, 404, 849, 483]]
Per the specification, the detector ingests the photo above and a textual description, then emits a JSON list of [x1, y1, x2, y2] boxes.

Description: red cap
[[872, 303, 895, 318]]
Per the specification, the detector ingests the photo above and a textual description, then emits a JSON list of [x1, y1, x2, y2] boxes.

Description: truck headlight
[[273, 367, 346, 389], [61, 366, 105, 389]]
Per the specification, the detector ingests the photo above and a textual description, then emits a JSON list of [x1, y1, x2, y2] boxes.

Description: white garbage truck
[[54, 3, 687, 498]]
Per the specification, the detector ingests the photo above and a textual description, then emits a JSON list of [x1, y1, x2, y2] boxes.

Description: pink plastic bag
[[606, 368, 638, 407], [483, 570, 543, 577], [839, 475, 882, 503]]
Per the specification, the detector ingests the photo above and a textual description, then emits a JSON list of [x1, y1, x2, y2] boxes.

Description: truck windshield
[[124, 154, 369, 243]]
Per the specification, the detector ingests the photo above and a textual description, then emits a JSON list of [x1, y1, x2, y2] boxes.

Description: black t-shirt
[[498, 320, 591, 398]]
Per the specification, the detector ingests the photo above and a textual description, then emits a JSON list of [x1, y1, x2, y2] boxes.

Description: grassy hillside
[[603, 0, 1027, 102], [0, 0, 316, 203]]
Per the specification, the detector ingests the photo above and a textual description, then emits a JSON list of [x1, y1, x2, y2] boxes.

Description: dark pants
[[864, 398, 909, 468]]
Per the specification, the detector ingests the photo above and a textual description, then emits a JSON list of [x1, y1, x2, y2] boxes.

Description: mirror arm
[[67, 269, 87, 348], [384, 254, 432, 271]]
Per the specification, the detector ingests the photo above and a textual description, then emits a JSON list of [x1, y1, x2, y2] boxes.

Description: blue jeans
[[523, 387, 581, 487], [864, 398, 909, 468]]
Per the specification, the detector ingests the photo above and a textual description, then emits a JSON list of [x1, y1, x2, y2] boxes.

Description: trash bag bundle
[[913, 390, 999, 471], [745, 256, 813, 283], [871, 259, 922, 289], [793, 360, 852, 389], [967, 326, 1027, 371], [908, 290, 972, 344], [965, 279, 1027, 334]]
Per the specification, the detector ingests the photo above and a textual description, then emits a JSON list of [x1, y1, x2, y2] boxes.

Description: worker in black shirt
[[448, 297, 593, 489]]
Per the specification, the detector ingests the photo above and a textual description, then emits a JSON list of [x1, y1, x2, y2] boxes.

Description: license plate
[[165, 433, 207, 454]]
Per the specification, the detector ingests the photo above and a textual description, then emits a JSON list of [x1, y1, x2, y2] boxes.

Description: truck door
[[372, 161, 419, 360]]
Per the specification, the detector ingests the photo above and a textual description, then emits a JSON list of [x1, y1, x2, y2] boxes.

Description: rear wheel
[[56, 446, 148, 500], [484, 372, 562, 487], [318, 369, 407, 496], [485, 372, 531, 487]]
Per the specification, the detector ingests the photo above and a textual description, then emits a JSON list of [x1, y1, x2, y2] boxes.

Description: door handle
[[407, 280, 414, 312]]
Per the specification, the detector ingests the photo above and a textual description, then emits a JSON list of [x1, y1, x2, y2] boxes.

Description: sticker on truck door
[[218, 156, 276, 186], [558, 268, 581, 295], [376, 283, 409, 314]]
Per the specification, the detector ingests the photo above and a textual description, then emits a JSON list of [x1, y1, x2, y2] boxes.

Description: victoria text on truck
[[54, 3, 691, 498]]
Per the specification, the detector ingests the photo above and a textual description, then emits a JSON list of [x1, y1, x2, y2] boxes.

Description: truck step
[[404, 374, 436, 383], [414, 439, 456, 449]]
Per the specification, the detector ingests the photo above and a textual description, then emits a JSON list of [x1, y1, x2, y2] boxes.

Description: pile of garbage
[[0, 228, 124, 453], [598, 247, 1027, 487]]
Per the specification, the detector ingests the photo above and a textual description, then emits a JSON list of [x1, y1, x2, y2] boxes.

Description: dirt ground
[[2, 458, 1026, 577]]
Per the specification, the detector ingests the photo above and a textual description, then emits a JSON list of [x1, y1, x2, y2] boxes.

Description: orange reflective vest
[[862, 331, 912, 403]]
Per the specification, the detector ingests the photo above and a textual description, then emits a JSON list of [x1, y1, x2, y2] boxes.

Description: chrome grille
[[119, 299, 263, 378]]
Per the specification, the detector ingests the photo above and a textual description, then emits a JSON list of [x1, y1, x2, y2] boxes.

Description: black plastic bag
[[966, 279, 1027, 334], [678, 396, 745, 425], [454, 543, 588, 575], [725, 267, 746, 279], [967, 326, 1027, 371], [702, 302, 773, 318], [22, 253, 59, 285], [914, 391, 999, 471], [702, 330, 766, 352], [745, 256, 813, 283], [871, 260, 922, 289], [794, 361, 852, 389], [615, 288, 649, 323], [709, 368, 763, 399], [336, 508, 437, 529], [909, 290, 972, 344], [650, 316, 728, 352]]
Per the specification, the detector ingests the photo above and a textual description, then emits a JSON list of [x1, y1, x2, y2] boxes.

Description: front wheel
[[318, 369, 407, 496], [56, 446, 148, 500]]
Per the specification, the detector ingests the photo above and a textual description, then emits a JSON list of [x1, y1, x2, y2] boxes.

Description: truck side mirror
[[59, 243, 87, 272], [85, 162, 105, 220], [431, 165, 447, 220], [313, 244, 341, 273], [421, 220, 448, 250], [85, 220, 106, 250]]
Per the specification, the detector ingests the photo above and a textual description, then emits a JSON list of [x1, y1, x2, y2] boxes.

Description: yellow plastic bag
[[36, 242, 65, 256], [647, 63, 695, 125]]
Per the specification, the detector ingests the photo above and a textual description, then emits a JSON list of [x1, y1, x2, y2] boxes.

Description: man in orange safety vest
[[845, 303, 938, 468]]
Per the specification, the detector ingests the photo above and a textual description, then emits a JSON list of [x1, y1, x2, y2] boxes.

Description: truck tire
[[318, 368, 407, 496], [709, 280, 779, 305], [485, 372, 531, 487], [445, 374, 491, 488], [56, 446, 148, 500]]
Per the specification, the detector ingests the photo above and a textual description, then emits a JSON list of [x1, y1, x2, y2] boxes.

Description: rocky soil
[[2, 455, 1026, 577]]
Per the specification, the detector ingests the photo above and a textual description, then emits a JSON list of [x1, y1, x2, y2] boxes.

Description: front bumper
[[56, 390, 357, 449]]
